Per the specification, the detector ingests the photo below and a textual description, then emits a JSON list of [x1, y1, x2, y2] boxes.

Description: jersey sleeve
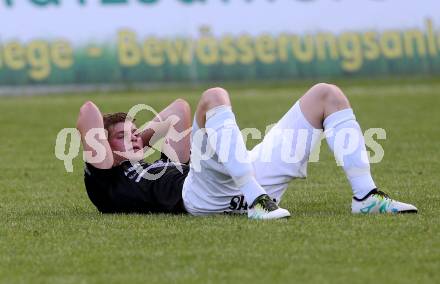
[[84, 163, 116, 212], [84, 162, 115, 180]]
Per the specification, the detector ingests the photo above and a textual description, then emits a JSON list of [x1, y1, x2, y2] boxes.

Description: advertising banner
[[1, 0, 439, 86]]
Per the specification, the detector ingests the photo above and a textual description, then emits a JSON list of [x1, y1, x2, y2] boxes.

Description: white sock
[[323, 108, 376, 199], [205, 105, 266, 205]]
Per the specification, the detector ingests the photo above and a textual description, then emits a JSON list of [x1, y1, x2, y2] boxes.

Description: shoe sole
[[352, 209, 418, 214], [248, 210, 291, 220], [398, 209, 418, 214]]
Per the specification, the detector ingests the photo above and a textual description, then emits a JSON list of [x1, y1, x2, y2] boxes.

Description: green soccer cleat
[[248, 194, 291, 220], [352, 189, 418, 214]]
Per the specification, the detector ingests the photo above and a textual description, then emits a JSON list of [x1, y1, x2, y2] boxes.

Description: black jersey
[[84, 157, 189, 214]]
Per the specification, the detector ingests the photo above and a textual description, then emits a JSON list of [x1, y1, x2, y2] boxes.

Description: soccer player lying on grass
[[77, 84, 417, 219]]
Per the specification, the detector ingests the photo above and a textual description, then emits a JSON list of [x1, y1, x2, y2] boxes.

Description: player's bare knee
[[325, 84, 350, 109], [310, 83, 350, 117], [309, 83, 348, 107], [301, 83, 329, 104], [203, 87, 230, 105], [196, 87, 231, 127], [310, 83, 332, 99], [200, 87, 231, 110]]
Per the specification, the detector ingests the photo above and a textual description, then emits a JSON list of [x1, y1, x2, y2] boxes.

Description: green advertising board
[[1, 0, 439, 86]]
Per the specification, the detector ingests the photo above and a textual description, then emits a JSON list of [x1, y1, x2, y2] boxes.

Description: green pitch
[[1, 78, 439, 283]]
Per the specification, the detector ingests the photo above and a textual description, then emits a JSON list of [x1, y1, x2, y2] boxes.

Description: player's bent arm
[[140, 98, 191, 163], [76, 101, 114, 169]]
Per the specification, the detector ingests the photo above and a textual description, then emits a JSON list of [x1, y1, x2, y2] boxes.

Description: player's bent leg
[[299, 83, 417, 214], [250, 99, 322, 204], [185, 87, 290, 219]]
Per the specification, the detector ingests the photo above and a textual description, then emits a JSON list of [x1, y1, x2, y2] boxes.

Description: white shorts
[[182, 101, 320, 215]]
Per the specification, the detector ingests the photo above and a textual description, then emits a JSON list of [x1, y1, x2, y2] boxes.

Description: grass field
[[1, 78, 439, 283]]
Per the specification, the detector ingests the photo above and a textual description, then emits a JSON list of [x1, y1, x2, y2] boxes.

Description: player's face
[[108, 121, 144, 164]]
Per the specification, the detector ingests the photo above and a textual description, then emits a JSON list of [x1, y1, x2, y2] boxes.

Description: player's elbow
[[77, 101, 98, 129], [79, 101, 97, 114], [173, 98, 191, 118]]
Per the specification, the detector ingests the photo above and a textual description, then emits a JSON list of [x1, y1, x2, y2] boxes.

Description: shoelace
[[373, 190, 390, 199], [257, 195, 278, 212]]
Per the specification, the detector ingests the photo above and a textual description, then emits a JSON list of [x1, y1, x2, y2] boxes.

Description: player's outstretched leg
[[300, 83, 417, 214], [196, 87, 290, 219]]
